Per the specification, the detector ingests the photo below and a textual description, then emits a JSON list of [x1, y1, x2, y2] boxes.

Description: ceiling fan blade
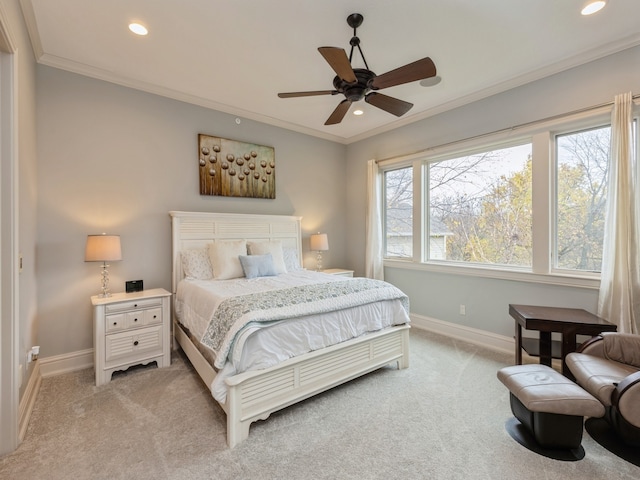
[[278, 90, 336, 98], [318, 47, 357, 83], [325, 99, 352, 125], [371, 57, 436, 90], [365, 92, 413, 117]]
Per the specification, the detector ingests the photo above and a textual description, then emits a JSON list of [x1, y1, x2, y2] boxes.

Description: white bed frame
[[169, 211, 410, 447]]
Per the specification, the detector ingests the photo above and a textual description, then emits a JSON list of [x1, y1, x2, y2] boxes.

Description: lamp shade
[[310, 233, 329, 252], [85, 234, 122, 262]]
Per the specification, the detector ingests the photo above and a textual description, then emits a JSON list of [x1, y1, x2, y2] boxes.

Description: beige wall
[[35, 66, 347, 357]]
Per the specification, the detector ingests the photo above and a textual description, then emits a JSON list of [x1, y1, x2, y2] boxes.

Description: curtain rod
[[376, 93, 640, 164]]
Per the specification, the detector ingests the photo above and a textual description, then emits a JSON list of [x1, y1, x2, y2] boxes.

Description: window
[[555, 125, 610, 272], [384, 167, 413, 258], [380, 107, 638, 281], [428, 143, 533, 266]]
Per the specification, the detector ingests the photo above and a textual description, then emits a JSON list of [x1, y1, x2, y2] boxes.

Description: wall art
[[198, 134, 275, 199]]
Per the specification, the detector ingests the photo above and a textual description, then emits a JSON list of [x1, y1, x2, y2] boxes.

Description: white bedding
[[175, 270, 410, 402]]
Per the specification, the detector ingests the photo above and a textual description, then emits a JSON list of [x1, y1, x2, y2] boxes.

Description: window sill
[[383, 259, 600, 290]]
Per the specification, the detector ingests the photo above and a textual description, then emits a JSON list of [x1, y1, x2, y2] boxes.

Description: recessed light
[[581, 1, 606, 15], [353, 109, 364, 116], [129, 23, 148, 36], [420, 76, 442, 87]]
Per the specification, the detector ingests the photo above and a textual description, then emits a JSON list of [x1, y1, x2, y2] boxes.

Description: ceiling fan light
[[581, 1, 606, 15], [420, 75, 442, 87], [129, 23, 148, 36], [353, 109, 364, 116]]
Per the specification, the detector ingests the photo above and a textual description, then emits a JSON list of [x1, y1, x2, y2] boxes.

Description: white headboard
[[169, 211, 302, 293]]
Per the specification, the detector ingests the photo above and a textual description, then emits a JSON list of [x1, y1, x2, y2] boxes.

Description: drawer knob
[[134, 304, 138, 308], [133, 318, 138, 322], [113, 322, 117, 326], [153, 315, 157, 319], [133, 340, 139, 346]]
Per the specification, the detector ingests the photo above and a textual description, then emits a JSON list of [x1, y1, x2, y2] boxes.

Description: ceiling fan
[[277, 13, 437, 126]]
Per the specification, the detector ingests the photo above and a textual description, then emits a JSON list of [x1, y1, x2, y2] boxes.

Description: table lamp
[[85, 234, 122, 297], [310, 233, 329, 271]]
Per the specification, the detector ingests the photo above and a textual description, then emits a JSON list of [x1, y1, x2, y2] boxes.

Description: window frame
[[550, 122, 613, 278], [382, 165, 415, 259], [379, 103, 639, 289]]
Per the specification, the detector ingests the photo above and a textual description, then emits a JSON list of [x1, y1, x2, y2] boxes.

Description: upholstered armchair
[[566, 332, 640, 446]]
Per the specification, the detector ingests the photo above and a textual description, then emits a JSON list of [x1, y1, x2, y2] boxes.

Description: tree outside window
[[556, 126, 610, 272], [429, 144, 532, 267]]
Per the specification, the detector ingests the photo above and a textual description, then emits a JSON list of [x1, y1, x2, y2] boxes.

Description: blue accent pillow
[[239, 254, 278, 279]]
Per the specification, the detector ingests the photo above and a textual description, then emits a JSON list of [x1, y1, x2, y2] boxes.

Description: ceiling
[[20, 0, 640, 144]]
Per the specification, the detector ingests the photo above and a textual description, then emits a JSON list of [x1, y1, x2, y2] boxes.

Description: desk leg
[[561, 332, 577, 380], [515, 323, 522, 365], [539, 332, 552, 367]]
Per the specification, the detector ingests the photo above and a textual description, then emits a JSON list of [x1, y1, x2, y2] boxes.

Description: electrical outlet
[[459, 304, 466, 315], [27, 346, 40, 363]]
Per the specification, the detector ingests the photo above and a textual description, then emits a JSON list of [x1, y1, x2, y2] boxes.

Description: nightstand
[[91, 288, 171, 386], [322, 268, 354, 277]]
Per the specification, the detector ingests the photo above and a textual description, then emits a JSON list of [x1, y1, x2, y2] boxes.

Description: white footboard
[[174, 321, 410, 448]]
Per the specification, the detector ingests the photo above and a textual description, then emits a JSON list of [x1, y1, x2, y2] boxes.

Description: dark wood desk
[[509, 304, 617, 379]]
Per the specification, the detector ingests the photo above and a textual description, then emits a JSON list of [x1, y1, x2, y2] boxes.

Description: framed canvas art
[[198, 134, 275, 199]]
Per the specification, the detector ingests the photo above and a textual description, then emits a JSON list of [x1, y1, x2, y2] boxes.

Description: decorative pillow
[[239, 254, 277, 279], [207, 240, 247, 280], [181, 248, 213, 280], [283, 247, 301, 271], [247, 240, 287, 274]]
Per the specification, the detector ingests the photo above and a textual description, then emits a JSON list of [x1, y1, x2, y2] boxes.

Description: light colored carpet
[[1, 329, 638, 479]]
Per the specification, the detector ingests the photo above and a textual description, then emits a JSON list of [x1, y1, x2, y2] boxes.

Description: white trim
[[38, 349, 94, 378], [410, 313, 561, 368], [410, 313, 514, 355], [0, 3, 19, 455], [18, 361, 41, 442], [385, 259, 600, 289]]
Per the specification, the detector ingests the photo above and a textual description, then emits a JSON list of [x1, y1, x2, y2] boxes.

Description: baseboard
[[38, 348, 94, 378], [35, 321, 515, 380], [410, 313, 515, 354], [18, 360, 41, 442]]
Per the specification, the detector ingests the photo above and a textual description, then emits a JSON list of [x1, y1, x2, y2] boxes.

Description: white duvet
[[175, 270, 410, 402]]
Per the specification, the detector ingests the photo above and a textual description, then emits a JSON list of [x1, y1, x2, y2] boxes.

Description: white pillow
[[283, 247, 301, 271], [181, 248, 213, 280], [247, 240, 287, 274], [208, 240, 247, 280]]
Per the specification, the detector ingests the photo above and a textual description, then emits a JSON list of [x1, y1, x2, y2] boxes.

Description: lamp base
[[98, 262, 112, 298], [315, 251, 323, 272]]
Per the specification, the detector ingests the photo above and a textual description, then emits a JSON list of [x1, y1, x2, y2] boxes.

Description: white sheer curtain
[[598, 92, 639, 333], [365, 159, 384, 280]]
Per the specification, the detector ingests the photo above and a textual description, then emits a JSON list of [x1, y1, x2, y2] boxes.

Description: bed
[[170, 211, 410, 447]]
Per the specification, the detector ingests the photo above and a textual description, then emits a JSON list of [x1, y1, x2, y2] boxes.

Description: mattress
[[175, 270, 410, 402]]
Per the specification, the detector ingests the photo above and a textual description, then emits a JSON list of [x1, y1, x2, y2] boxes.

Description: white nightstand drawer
[[105, 325, 163, 364], [105, 297, 162, 314], [105, 313, 127, 333], [105, 307, 162, 332], [144, 307, 162, 326]]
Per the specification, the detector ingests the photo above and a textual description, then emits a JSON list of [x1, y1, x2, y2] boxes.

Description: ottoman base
[[510, 393, 584, 449], [505, 417, 585, 461]]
